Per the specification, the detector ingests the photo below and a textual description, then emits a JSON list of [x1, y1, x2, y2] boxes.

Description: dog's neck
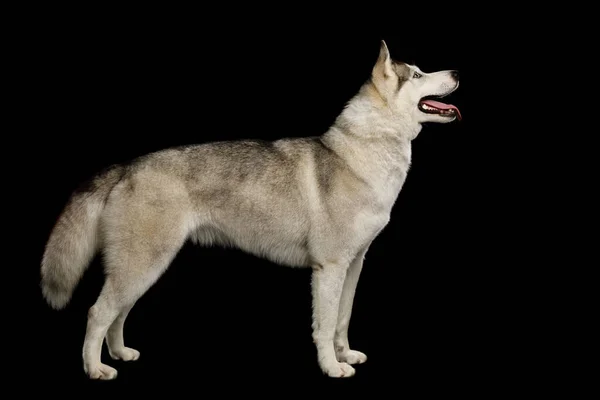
[[320, 91, 418, 195], [334, 85, 422, 141]]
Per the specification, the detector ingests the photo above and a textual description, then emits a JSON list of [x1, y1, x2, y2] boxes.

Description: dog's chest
[[374, 145, 412, 212], [356, 148, 411, 243]]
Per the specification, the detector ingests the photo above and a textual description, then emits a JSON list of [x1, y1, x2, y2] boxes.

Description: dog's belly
[[191, 218, 311, 268]]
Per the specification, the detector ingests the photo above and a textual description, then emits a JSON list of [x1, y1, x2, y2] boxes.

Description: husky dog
[[41, 40, 460, 379]]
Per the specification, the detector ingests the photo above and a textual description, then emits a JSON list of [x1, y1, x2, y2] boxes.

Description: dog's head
[[370, 40, 461, 124]]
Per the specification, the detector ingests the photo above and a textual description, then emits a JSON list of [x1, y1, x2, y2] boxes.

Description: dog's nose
[[451, 70, 459, 81]]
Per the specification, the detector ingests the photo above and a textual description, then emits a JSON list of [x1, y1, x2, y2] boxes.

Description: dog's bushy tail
[[40, 165, 124, 310]]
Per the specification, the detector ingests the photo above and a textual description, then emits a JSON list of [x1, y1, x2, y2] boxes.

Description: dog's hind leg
[[82, 202, 192, 380], [106, 303, 139, 361]]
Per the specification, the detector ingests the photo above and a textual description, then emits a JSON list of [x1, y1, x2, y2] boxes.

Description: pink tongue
[[421, 99, 462, 120]]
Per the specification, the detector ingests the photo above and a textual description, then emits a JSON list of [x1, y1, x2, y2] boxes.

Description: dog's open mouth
[[418, 95, 462, 121]]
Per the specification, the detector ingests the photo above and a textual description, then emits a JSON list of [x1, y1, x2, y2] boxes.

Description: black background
[[13, 8, 532, 395]]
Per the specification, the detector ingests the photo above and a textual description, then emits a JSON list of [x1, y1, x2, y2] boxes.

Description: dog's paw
[[338, 349, 367, 365], [322, 361, 356, 378], [109, 346, 140, 362], [85, 363, 118, 380]]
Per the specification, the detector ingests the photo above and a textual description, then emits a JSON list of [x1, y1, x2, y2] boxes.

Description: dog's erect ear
[[372, 40, 394, 80]]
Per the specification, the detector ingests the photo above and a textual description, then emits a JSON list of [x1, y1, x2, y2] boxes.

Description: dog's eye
[[413, 72, 422, 79]]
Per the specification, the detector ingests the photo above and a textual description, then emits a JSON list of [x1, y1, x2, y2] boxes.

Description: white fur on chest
[[345, 143, 412, 255], [375, 143, 411, 212]]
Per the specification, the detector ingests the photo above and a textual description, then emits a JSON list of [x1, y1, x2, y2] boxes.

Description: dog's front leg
[[334, 247, 368, 365], [311, 262, 355, 378]]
